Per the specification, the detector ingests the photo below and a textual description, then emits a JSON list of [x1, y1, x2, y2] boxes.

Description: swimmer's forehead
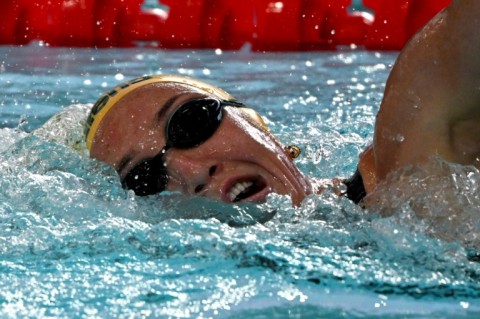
[[89, 83, 215, 166], [85, 75, 235, 150], [135, 82, 222, 122], [98, 81, 269, 141], [102, 82, 225, 130]]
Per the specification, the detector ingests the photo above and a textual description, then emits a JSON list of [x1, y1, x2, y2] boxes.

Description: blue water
[[1, 44, 480, 318]]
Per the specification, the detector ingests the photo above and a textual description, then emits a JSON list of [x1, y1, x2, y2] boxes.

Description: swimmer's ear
[[285, 145, 302, 159], [240, 108, 270, 132]]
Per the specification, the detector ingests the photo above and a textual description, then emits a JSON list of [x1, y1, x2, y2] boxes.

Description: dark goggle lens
[[122, 157, 168, 196], [167, 99, 223, 148]]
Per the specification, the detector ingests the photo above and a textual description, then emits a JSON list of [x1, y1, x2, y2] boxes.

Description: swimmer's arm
[[373, 0, 480, 180]]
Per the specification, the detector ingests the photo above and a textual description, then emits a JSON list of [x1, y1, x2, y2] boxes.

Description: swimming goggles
[[122, 98, 246, 196]]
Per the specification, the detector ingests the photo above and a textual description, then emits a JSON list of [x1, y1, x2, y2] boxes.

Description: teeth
[[228, 181, 253, 201]]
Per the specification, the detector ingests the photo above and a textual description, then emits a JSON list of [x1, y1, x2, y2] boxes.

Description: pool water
[[1, 45, 480, 318]]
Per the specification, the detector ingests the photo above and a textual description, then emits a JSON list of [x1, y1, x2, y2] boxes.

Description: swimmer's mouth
[[225, 177, 268, 203]]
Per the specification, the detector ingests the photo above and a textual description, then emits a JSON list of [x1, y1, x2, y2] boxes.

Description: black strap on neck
[[342, 167, 367, 205]]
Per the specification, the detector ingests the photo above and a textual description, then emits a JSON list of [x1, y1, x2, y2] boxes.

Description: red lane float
[[0, 0, 451, 50]]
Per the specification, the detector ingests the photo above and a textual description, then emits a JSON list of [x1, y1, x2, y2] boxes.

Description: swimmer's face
[[90, 82, 311, 205]]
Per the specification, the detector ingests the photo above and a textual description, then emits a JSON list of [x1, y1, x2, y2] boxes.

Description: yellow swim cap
[[84, 74, 268, 150]]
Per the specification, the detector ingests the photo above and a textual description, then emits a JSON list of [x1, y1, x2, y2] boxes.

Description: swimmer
[[85, 0, 479, 207], [85, 75, 314, 206]]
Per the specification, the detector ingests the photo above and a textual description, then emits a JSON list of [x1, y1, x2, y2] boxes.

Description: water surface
[[0, 45, 479, 318]]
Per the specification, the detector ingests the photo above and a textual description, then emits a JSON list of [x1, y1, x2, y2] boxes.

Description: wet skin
[[90, 82, 313, 206], [359, 0, 480, 194]]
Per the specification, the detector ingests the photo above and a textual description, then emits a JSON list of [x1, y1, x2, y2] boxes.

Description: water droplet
[[395, 134, 405, 142], [460, 301, 470, 309]]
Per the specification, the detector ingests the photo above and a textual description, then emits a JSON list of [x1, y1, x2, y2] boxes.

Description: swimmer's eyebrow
[[155, 94, 183, 124]]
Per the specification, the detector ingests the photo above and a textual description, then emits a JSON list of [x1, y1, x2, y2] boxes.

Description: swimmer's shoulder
[[373, 1, 480, 179]]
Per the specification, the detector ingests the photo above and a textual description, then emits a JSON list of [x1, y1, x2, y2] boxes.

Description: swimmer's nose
[[164, 150, 218, 195]]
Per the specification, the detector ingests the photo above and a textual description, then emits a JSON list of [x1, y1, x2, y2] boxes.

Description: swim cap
[[84, 74, 268, 150]]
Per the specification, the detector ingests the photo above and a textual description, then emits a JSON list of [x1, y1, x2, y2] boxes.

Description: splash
[[1, 115, 480, 318], [365, 158, 480, 249]]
